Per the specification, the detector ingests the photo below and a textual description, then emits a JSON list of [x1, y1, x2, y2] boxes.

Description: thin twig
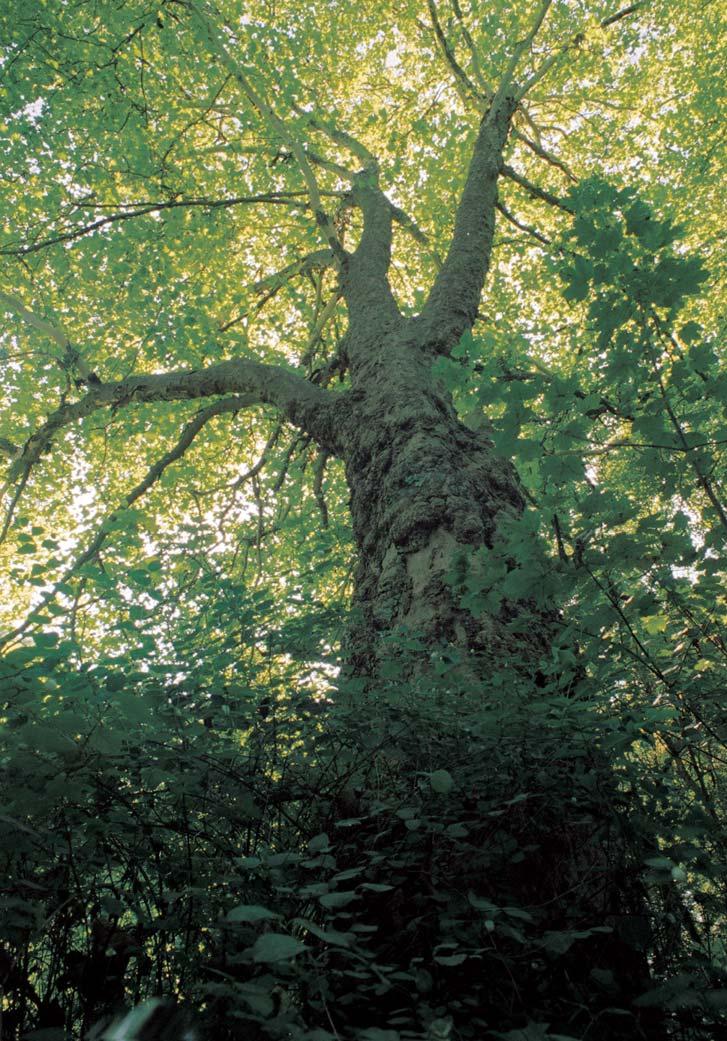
[[0, 397, 252, 648], [0, 192, 322, 258], [496, 201, 552, 246]]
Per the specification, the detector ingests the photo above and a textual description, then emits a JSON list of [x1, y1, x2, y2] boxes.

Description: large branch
[[413, 2, 556, 353], [412, 1, 645, 356], [448, 0, 491, 94], [6, 357, 339, 487], [511, 127, 576, 182], [414, 95, 516, 353], [292, 105, 379, 171], [0, 291, 99, 382], [501, 164, 573, 212], [343, 173, 401, 331], [0, 192, 329, 258], [282, 106, 407, 327]]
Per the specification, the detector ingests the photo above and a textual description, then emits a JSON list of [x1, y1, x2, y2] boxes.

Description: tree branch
[[0, 397, 250, 646], [188, 3, 346, 264], [0, 192, 323, 258], [312, 449, 330, 528], [218, 249, 335, 332], [389, 203, 443, 269], [494, 0, 554, 110], [410, 0, 568, 352], [427, 0, 484, 106], [343, 173, 401, 329], [448, 0, 491, 94], [414, 95, 516, 353], [0, 437, 20, 459], [0, 291, 69, 347], [501, 164, 573, 212], [0, 290, 98, 381], [515, 1, 648, 103], [292, 106, 379, 173], [511, 127, 576, 182], [303, 149, 355, 180], [496, 201, 552, 247], [5, 357, 339, 494], [301, 291, 343, 362]]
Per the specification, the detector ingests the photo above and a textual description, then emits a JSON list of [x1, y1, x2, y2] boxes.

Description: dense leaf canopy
[[0, 1, 725, 1039]]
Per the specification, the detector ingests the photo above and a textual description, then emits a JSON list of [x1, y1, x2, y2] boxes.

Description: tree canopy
[[0, 1, 725, 1039]]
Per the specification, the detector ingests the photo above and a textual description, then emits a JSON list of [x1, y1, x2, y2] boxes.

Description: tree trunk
[[338, 330, 547, 678], [6, 46, 669, 1029]]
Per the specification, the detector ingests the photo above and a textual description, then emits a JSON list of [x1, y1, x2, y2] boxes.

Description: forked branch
[[4, 357, 338, 500]]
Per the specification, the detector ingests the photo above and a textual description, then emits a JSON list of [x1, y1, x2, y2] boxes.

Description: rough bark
[[327, 328, 658, 1036], [336, 328, 545, 677], [318, 95, 545, 677]]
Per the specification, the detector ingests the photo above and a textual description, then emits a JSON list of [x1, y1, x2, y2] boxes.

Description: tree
[[0, 2, 725, 1039]]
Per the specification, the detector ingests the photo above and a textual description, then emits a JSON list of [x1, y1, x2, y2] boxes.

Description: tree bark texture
[[335, 331, 548, 677], [323, 98, 549, 677]]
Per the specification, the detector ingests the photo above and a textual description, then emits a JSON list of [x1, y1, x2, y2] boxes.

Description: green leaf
[[644, 856, 673, 869], [541, 929, 593, 954], [679, 320, 702, 343], [429, 769, 454, 794], [319, 890, 359, 909], [226, 904, 281, 923], [128, 567, 152, 586], [250, 932, 306, 962], [307, 832, 331, 852], [434, 952, 468, 966], [294, 918, 353, 947], [642, 614, 668, 635]]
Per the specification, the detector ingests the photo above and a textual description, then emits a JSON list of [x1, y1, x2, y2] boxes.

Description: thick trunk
[[338, 331, 546, 678]]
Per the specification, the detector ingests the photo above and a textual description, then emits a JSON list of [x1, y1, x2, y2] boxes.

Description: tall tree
[[1, 1, 724, 1039], [0, 0, 661, 667]]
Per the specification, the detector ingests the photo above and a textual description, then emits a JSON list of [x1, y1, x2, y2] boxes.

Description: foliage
[[1, 0, 726, 1039], [3, 631, 727, 1039]]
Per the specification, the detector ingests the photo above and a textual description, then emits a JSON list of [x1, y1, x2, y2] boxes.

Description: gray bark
[[9, 358, 338, 484], [335, 330, 540, 676], [325, 95, 541, 675], [415, 97, 517, 354]]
